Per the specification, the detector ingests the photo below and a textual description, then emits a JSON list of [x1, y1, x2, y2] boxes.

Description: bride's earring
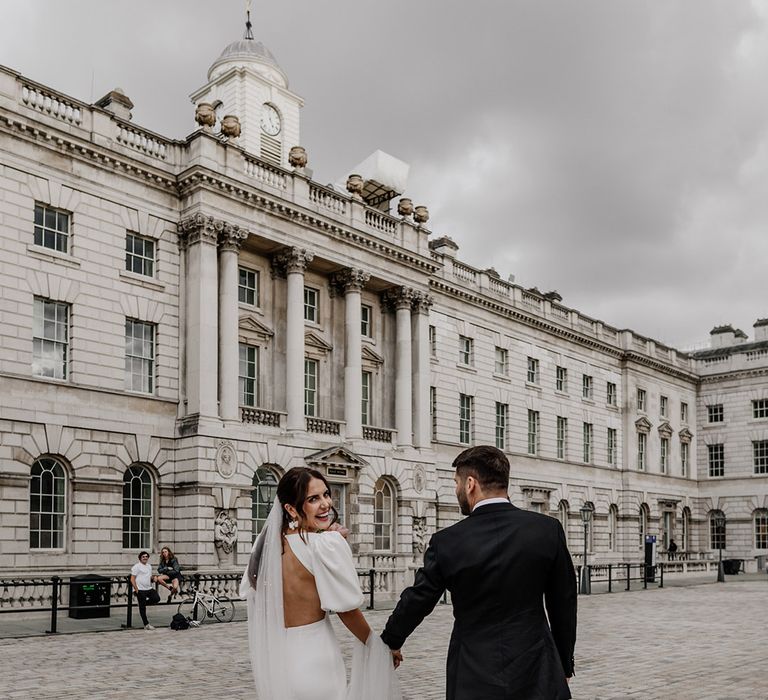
[[289, 518, 298, 529]]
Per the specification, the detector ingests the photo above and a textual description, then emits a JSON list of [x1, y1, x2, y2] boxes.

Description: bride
[[240, 467, 402, 699]]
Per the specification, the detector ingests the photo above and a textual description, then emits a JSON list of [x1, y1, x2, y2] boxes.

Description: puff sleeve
[[309, 531, 364, 613]]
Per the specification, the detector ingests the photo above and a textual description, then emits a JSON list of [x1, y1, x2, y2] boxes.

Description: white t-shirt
[[130, 562, 153, 590]]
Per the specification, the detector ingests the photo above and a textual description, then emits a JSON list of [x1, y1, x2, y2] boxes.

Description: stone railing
[[488, 276, 511, 297], [306, 417, 342, 435], [521, 291, 542, 310], [21, 83, 83, 125], [364, 209, 398, 235], [244, 155, 288, 190], [362, 425, 394, 443], [309, 183, 347, 215], [551, 303, 571, 321], [116, 123, 169, 160], [241, 407, 283, 427], [453, 262, 478, 284]]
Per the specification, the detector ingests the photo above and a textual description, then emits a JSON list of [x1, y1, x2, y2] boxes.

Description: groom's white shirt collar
[[472, 497, 510, 512]]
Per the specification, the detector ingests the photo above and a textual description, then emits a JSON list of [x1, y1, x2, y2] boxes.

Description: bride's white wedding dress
[[240, 498, 401, 700]]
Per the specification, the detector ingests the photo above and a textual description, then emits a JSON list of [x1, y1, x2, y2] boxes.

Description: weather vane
[[245, 0, 254, 40]]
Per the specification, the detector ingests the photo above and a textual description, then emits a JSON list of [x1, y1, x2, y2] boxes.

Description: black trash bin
[[69, 574, 112, 619], [722, 559, 742, 576]]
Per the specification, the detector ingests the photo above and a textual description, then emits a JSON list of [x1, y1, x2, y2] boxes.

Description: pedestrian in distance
[[667, 538, 678, 561], [381, 445, 578, 700], [156, 546, 183, 602], [130, 550, 157, 630]]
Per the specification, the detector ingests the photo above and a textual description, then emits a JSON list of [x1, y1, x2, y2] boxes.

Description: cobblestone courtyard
[[1, 579, 766, 699]]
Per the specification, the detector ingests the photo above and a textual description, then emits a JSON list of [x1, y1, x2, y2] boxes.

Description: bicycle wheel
[[211, 596, 235, 623], [177, 597, 205, 624]]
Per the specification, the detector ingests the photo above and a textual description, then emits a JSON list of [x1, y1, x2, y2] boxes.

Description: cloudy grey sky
[[2, 0, 767, 349]]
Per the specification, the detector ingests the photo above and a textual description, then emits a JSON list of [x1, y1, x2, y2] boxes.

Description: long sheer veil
[[239, 496, 293, 699]]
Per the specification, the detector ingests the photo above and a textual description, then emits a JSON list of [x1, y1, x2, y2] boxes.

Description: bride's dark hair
[[276, 467, 339, 534]]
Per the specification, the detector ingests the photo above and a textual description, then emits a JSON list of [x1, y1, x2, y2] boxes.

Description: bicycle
[[176, 585, 235, 624]]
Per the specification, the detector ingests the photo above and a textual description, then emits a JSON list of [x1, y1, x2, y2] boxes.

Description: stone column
[[333, 268, 370, 440], [218, 224, 248, 422], [412, 292, 433, 448], [178, 214, 220, 419], [384, 286, 415, 446], [273, 247, 314, 431]]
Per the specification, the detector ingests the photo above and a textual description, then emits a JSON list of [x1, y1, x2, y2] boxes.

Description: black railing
[[575, 562, 667, 594]]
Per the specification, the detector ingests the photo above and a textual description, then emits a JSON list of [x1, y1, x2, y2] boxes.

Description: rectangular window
[[681, 441, 689, 477], [660, 395, 668, 418], [583, 423, 593, 463], [607, 382, 617, 407], [556, 417, 568, 459], [637, 388, 646, 411], [238, 267, 259, 306], [495, 403, 508, 450], [754, 440, 768, 475], [494, 347, 508, 375], [125, 319, 155, 394], [710, 516, 726, 550], [527, 357, 539, 384], [660, 437, 669, 474], [459, 394, 473, 444], [556, 366, 568, 393], [607, 428, 617, 466], [430, 386, 437, 440], [361, 370, 371, 425], [34, 203, 69, 253], [707, 404, 724, 423], [637, 432, 646, 470], [458, 336, 473, 366], [304, 287, 318, 323], [527, 410, 540, 455], [304, 358, 318, 416], [582, 374, 593, 400], [361, 304, 372, 338], [32, 298, 69, 380], [429, 325, 437, 358], [708, 443, 725, 477], [125, 233, 155, 277], [753, 399, 768, 419], [756, 511, 768, 549], [239, 344, 258, 406], [681, 402, 689, 423]]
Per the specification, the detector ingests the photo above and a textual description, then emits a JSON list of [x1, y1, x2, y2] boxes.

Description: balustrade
[[306, 417, 342, 435], [241, 407, 283, 427], [309, 184, 347, 215], [362, 425, 394, 442], [244, 155, 288, 189], [21, 84, 82, 125], [453, 262, 478, 284], [116, 124, 168, 159], [364, 209, 397, 235]]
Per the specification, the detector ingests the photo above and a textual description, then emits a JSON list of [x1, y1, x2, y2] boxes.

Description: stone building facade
[[0, 33, 766, 591]]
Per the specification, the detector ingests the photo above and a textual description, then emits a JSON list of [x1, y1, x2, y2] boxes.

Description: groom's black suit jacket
[[381, 502, 577, 700]]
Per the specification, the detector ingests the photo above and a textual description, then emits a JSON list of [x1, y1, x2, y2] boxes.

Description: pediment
[[304, 445, 369, 470], [657, 421, 673, 438], [679, 427, 694, 443], [635, 416, 652, 433], [362, 345, 384, 365], [305, 331, 333, 353], [238, 314, 274, 342]]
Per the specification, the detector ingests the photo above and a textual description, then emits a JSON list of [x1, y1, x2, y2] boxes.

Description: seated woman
[[156, 546, 182, 601]]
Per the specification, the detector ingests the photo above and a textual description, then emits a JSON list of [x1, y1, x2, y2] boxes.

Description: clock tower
[[190, 15, 303, 167]]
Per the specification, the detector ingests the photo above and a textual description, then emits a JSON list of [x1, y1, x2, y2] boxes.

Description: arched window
[[681, 507, 691, 551], [122, 465, 153, 549], [374, 478, 395, 552], [583, 501, 595, 552], [558, 500, 569, 546], [709, 510, 726, 550], [608, 504, 619, 551], [252, 468, 278, 540], [29, 457, 66, 549], [639, 504, 650, 550], [754, 509, 768, 550]]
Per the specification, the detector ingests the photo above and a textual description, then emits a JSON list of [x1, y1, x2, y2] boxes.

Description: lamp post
[[579, 505, 593, 594], [713, 511, 726, 583]]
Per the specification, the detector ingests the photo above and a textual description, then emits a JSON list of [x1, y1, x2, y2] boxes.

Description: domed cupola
[[189, 9, 303, 168]]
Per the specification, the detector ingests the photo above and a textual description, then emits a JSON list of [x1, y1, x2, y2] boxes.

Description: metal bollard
[[643, 565, 648, 589], [47, 576, 60, 634], [608, 564, 612, 593], [626, 563, 631, 591], [125, 575, 134, 629], [659, 562, 664, 588], [368, 569, 375, 610]]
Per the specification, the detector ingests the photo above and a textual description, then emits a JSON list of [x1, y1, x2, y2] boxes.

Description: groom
[[381, 445, 577, 699]]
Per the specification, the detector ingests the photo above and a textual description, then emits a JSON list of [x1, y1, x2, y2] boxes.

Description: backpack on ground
[[170, 612, 190, 630]]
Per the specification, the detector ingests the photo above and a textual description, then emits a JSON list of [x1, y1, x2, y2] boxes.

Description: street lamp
[[713, 511, 726, 583], [579, 505, 593, 594]]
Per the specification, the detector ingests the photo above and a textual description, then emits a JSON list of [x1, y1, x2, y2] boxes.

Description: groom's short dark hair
[[453, 445, 509, 491]]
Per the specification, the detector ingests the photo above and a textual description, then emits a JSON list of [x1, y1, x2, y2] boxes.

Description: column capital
[[271, 246, 315, 278], [412, 291, 434, 314], [330, 268, 370, 297], [219, 223, 249, 252], [178, 212, 219, 249], [382, 286, 416, 311]]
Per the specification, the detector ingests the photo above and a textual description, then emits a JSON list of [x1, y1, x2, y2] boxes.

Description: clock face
[[260, 104, 281, 136]]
